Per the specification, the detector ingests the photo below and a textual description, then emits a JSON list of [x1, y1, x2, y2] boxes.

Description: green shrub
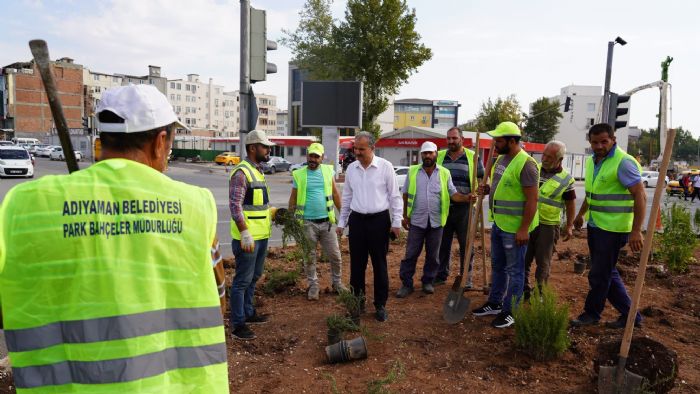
[[263, 268, 300, 295], [326, 314, 360, 332], [658, 203, 698, 273], [336, 288, 363, 316], [693, 207, 700, 233], [513, 285, 570, 361]]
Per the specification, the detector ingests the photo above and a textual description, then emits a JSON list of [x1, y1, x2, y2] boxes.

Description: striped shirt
[[440, 149, 485, 204]]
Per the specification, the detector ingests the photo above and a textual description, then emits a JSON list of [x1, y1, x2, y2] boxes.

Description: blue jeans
[[488, 224, 526, 314], [230, 238, 268, 327]]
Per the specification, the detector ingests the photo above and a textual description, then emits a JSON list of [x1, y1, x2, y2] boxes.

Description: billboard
[[301, 81, 362, 128]]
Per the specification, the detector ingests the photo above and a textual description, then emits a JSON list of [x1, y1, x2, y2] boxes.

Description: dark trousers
[[436, 204, 470, 281], [399, 224, 444, 287], [348, 210, 391, 308], [524, 224, 559, 293], [583, 226, 641, 323], [691, 188, 700, 202]]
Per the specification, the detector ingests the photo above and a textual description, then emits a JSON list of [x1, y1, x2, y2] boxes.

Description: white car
[[394, 166, 409, 189], [36, 145, 59, 157], [0, 146, 34, 178], [641, 171, 668, 188], [50, 147, 82, 161], [290, 162, 307, 172]]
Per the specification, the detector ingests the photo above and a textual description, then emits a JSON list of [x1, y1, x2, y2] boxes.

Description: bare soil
[[2, 229, 699, 393]]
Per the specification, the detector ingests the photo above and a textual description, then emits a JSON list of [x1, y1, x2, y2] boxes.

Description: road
[[1, 157, 697, 254]]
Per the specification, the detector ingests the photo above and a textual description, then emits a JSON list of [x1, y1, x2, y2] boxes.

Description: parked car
[[0, 141, 15, 146], [394, 166, 409, 189], [641, 171, 667, 188], [0, 146, 34, 178], [28, 144, 50, 155], [214, 152, 240, 166], [50, 147, 82, 161], [290, 162, 307, 172], [261, 156, 292, 174], [36, 145, 59, 157]]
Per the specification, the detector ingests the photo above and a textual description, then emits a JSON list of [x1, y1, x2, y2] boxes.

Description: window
[[191, 85, 196, 93], [287, 147, 294, 155], [113, 76, 119, 83], [586, 118, 595, 126], [93, 74, 100, 81], [410, 116, 415, 120], [301, 147, 307, 156], [587, 103, 596, 112], [215, 110, 219, 116], [176, 106, 181, 113], [215, 99, 219, 107], [170, 94, 175, 100], [186, 96, 190, 102], [177, 94, 181, 101], [186, 84, 191, 91], [176, 83, 181, 90], [170, 82, 175, 89]]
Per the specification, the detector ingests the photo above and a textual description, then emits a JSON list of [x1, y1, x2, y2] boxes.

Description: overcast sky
[[2, 0, 697, 135]]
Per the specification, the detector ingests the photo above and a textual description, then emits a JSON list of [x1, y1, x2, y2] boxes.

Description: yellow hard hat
[[487, 121, 521, 138]]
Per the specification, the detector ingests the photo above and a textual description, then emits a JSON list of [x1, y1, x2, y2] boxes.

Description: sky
[[1, 0, 698, 135]]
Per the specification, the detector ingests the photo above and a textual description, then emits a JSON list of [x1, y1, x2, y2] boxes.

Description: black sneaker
[[245, 313, 269, 325], [491, 312, 515, 328], [375, 306, 388, 322], [604, 315, 642, 329], [472, 302, 502, 316], [570, 313, 600, 327], [421, 283, 434, 294], [231, 324, 256, 340]]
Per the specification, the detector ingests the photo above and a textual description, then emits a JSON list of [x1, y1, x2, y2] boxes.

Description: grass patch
[[659, 203, 698, 273], [262, 268, 300, 295], [513, 284, 570, 361], [367, 360, 405, 394]]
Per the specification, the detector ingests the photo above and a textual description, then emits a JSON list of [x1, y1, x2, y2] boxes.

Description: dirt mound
[[594, 337, 678, 393]]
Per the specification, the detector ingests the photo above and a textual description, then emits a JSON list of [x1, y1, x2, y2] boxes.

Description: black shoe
[[375, 306, 388, 322], [604, 315, 642, 329], [422, 283, 434, 294], [433, 278, 447, 286], [570, 313, 600, 327], [395, 285, 414, 298], [245, 313, 269, 325], [491, 312, 515, 328], [472, 302, 502, 317], [231, 324, 256, 340]]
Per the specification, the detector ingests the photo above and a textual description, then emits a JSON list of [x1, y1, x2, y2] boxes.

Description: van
[[12, 137, 41, 145]]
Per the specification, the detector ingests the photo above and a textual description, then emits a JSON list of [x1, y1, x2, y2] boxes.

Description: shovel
[[598, 113, 675, 393], [443, 132, 482, 323]]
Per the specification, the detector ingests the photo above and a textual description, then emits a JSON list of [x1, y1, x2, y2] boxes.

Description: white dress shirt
[[338, 155, 403, 228]]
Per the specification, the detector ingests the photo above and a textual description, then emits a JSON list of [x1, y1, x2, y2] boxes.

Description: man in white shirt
[[337, 132, 403, 322]]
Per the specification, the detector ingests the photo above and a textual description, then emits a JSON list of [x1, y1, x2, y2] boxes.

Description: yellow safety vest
[[292, 164, 336, 223], [538, 166, 574, 225], [489, 150, 540, 233], [406, 165, 451, 227], [437, 147, 476, 189], [230, 160, 271, 240], [584, 146, 641, 233], [0, 158, 227, 393]]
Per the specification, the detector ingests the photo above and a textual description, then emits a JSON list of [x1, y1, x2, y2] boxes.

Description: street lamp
[[602, 36, 627, 123]]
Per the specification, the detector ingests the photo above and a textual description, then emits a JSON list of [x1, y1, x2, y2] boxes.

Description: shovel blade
[[443, 290, 471, 324], [598, 365, 645, 394]]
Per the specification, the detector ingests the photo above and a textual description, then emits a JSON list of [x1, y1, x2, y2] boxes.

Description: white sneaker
[[307, 286, 320, 301]]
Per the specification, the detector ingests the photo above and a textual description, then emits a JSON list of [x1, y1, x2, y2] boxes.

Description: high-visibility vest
[[437, 147, 476, 188], [0, 158, 227, 393], [538, 166, 574, 225], [489, 149, 540, 233], [292, 164, 336, 223], [406, 165, 451, 227], [584, 146, 641, 233], [230, 160, 271, 240]]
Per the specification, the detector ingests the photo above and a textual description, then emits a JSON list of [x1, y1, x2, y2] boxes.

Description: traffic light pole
[[602, 41, 614, 124], [239, 0, 251, 159]]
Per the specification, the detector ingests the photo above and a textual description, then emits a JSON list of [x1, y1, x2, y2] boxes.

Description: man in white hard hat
[[396, 141, 476, 298]]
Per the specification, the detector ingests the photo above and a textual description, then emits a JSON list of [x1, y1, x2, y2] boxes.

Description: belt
[[351, 210, 388, 218], [306, 217, 329, 223]]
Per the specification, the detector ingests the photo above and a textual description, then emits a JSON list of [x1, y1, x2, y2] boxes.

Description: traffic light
[[250, 7, 277, 83], [82, 116, 89, 130], [607, 92, 631, 130], [564, 96, 572, 112]]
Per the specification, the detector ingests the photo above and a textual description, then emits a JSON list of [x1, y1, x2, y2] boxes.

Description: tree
[[523, 97, 562, 143], [281, 0, 433, 139], [473, 95, 523, 133]]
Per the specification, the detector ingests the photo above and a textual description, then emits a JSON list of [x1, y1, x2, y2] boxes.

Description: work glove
[[270, 207, 278, 220], [240, 229, 255, 253]]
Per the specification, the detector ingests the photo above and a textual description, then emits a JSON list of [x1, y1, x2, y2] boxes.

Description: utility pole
[[239, 0, 251, 159], [657, 56, 673, 162], [602, 37, 627, 124]]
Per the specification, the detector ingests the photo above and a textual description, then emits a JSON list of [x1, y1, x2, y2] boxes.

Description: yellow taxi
[[214, 152, 240, 166]]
